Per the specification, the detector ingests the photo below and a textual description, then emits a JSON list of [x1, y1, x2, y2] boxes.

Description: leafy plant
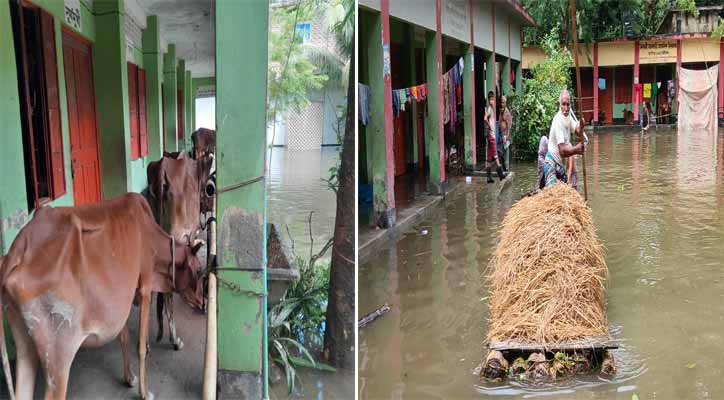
[[510, 27, 572, 160]]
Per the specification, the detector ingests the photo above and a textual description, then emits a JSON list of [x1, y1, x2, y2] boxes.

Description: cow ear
[[191, 241, 204, 255]]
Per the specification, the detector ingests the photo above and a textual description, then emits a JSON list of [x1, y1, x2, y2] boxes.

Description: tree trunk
[[323, 39, 355, 370]]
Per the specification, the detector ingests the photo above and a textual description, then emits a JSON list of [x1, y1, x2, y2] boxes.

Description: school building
[[358, 0, 535, 228], [1, 0, 269, 396], [522, 5, 724, 126]]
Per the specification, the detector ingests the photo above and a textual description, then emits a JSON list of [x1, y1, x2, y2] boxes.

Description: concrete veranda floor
[[0, 294, 207, 399]]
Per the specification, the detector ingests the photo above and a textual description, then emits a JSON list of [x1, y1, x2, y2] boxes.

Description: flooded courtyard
[[359, 128, 724, 399]]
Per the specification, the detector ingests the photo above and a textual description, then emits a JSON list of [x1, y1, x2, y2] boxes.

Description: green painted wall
[[163, 45, 178, 151], [0, 1, 29, 254], [143, 15, 164, 161], [502, 57, 511, 95], [407, 26, 419, 167], [177, 59, 186, 149], [215, 0, 267, 394], [185, 70, 192, 150], [93, 0, 131, 199]]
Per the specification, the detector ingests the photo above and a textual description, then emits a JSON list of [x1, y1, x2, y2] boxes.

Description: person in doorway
[[641, 101, 651, 133], [484, 91, 505, 183], [499, 95, 513, 172], [543, 89, 585, 188]]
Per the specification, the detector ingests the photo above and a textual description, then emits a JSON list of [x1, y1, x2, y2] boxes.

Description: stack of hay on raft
[[480, 183, 616, 382]]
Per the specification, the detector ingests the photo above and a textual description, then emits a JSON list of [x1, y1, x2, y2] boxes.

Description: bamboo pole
[[569, 0, 588, 201], [203, 195, 217, 400]]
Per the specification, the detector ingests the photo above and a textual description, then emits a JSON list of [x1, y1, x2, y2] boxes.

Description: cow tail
[[0, 256, 15, 400]]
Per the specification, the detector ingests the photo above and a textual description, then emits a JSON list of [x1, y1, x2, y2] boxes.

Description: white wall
[[195, 97, 216, 130]]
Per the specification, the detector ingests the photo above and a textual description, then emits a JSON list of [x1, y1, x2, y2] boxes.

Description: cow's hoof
[[143, 391, 154, 400], [174, 339, 184, 351], [125, 374, 138, 388]]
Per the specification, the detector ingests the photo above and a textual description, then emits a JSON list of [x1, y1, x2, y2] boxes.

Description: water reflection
[[360, 128, 724, 399]]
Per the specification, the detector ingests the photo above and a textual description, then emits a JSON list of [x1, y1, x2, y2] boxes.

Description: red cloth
[[456, 83, 462, 104], [486, 133, 497, 162]]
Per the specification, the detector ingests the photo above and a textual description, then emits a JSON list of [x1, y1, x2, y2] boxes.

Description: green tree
[[510, 27, 573, 160]]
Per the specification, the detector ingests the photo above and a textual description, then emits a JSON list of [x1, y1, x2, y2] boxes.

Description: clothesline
[[358, 57, 465, 127]]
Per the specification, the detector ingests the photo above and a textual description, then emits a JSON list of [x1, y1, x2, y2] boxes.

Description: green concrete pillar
[[463, 46, 475, 167], [515, 61, 522, 94], [93, 0, 130, 198], [177, 59, 187, 149], [185, 69, 192, 149], [366, 9, 395, 228], [191, 80, 197, 131], [407, 25, 419, 171], [163, 45, 178, 151], [425, 30, 444, 193], [485, 51, 495, 99], [502, 57, 511, 95], [215, 0, 268, 398], [142, 15, 163, 161]]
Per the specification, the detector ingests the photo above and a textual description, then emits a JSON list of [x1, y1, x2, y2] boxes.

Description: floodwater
[[267, 146, 354, 399], [267, 147, 339, 263], [359, 128, 724, 399]]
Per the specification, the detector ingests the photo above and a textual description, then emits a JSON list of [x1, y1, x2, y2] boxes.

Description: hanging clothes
[[358, 83, 370, 126], [457, 81, 462, 105], [411, 86, 418, 101], [420, 84, 427, 99], [399, 89, 407, 112], [443, 73, 450, 124], [448, 71, 456, 129], [392, 89, 400, 117], [598, 78, 606, 90]]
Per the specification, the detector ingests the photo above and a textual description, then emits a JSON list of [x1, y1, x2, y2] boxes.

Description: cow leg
[[163, 293, 183, 351], [155, 292, 164, 343], [6, 304, 39, 400], [118, 325, 137, 387], [138, 291, 154, 400], [38, 335, 81, 400]]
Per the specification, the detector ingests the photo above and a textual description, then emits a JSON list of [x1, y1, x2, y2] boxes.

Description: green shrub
[[511, 26, 573, 160]]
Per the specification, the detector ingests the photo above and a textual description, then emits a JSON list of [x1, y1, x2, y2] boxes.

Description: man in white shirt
[[543, 89, 585, 187]]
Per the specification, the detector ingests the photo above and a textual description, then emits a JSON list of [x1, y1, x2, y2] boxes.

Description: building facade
[[358, 0, 534, 228]]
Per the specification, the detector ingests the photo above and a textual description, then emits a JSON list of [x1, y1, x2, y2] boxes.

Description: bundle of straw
[[486, 183, 608, 345]]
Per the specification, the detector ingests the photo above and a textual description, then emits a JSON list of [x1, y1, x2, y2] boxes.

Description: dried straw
[[486, 182, 608, 345]]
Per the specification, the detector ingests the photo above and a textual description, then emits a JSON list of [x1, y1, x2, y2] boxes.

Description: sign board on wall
[[442, 1, 469, 43], [64, 0, 82, 31], [639, 41, 677, 64]]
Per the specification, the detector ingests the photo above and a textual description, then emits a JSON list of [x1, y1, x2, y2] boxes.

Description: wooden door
[[599, 68, 613, 124], [63, 30, 101, 205]]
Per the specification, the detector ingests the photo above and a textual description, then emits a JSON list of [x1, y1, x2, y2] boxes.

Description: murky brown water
[[267, 147, 354, 399], [360, 128, 724, 399]]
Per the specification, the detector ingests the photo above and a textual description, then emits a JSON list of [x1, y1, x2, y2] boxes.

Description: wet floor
[[360, 128, 724, 399]]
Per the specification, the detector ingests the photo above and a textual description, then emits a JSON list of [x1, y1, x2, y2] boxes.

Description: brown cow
[[0, 193, 203, 400], [191, 128, 216, 161], [146, 153, 212, 349]]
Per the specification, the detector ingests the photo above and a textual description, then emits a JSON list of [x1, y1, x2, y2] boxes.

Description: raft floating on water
[[480, 183, 616, 382]]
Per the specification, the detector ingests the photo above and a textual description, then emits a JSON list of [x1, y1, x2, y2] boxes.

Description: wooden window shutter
[[138, 68, 148, 156], [40, 9, 66, 198], [127, 62, 139, 160]]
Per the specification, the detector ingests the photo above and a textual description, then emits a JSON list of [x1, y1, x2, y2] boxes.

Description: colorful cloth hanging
[[358, 83, 371, 126]]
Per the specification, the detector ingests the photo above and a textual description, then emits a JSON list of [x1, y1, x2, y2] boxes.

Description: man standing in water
[[543, 89, 586, 187], [485, 91, 506, 183], [499, 95, 513, 172]]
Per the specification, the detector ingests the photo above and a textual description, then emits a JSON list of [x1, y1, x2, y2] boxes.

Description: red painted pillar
[[381, 0, 395, 211], [492, 3, 497, 100], [469, 0, 476, 166], [719, 38, 723, 119], [677, 39, 682, 114], [593, 43, 599, 124], [634, 40, 640, 122], [435, 0, 445, 184]]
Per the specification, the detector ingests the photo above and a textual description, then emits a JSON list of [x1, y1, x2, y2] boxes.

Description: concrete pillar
[[719, 38, 723, 119], [593, 43, 599, 124], [425, 11, 445, 194], [463, 0, 476, 168], [491, 2, 497, 99], [502, 58, 511, 95], [215, 0, 268, 398], [93, 0, 130, 198], [515, 61, 522, 94], [191, 80, 197, 131], [367, 2, 395, 227], [185, 70, 192, 149], [142, 15, 163, 160], [676, 39, 682, 114], [163, 44, 178, 151], [485, 51, 495, 104], [407, 25, 419, 172], [634, 40, 639, 122], [177, 59, 186, 149]]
